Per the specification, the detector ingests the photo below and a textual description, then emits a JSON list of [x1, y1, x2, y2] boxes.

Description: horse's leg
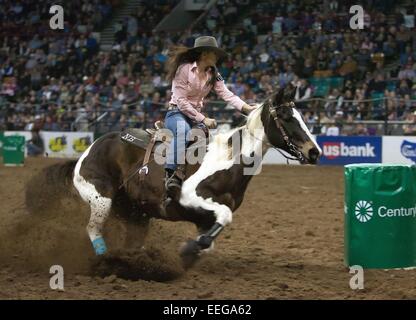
[[196, 222, 224, 251], [179, 194, 234, 266], [181, 210, 229, 254], [86, 194, 112, 255], [179, 216, 228, 268], [74, 170, 113, 255]]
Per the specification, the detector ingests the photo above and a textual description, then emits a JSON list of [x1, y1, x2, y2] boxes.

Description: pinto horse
[[39, 85, 321, 266]]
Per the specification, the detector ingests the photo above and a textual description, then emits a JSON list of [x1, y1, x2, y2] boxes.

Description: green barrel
[[0, 132, 3, 158], [2, 135, 25, 166], [344, 164, 416, 268]]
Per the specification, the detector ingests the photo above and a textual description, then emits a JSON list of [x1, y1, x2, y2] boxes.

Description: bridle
[[267, 102, 306, 163]]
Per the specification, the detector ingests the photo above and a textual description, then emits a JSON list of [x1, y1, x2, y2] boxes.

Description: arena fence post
[[344, 164, 416, 268]]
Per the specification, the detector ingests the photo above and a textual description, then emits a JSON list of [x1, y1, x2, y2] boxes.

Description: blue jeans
[[165, 110, 206, 171], [27, 143, 43, 156]]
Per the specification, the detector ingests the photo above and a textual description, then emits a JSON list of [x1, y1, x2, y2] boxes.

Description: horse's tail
[[25, 160, 78, 214]]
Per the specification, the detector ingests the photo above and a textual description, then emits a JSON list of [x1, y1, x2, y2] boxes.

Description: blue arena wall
[[317, 136, 382, 165], [317, 135, 416, 166]]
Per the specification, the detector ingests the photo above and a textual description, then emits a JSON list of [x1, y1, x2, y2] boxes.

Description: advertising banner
[[42, 131, 94, 158], [262, 148, 300, 165], [317, 136, 382, 165], [4, 131, 94, 158], [382, 136, 416, 165]]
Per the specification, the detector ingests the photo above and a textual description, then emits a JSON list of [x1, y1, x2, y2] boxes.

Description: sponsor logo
[[49, 136, 67, 152], [354, 200, 416, 222], [354, 200, 373, 222], [3, 146, 18, 151], [322, 142, 376, 160], [121, 133, 136, 143], [401, 140, 416, 163], [73, 136, 91, 153], [378, 205, 416, 218]]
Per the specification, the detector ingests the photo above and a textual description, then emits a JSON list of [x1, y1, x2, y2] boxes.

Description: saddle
[[120, 120, 209, 183], [120, 121, 171, 181]]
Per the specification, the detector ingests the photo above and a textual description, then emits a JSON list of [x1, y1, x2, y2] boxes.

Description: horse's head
[[261, 85, 322, 164]]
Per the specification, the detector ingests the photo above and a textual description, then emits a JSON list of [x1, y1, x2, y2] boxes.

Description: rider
[[164, 36, 256, 200]]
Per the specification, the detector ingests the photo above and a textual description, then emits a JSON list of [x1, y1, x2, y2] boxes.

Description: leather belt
[[167, 104, 177, 111]]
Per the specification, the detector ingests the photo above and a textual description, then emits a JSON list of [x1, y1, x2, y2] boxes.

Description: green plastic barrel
[[0, 132, 3, 158], [344, 164, 416, 268], [2, 135, 25, 166]]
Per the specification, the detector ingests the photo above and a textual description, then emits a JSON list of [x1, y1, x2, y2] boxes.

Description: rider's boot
[[165, 165, 186, 202]]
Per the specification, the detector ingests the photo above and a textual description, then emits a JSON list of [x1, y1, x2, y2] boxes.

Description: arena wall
[[1, 132, 416, 165]]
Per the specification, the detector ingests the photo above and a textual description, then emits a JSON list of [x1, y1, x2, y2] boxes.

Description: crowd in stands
[[0, 0, 416, 136]]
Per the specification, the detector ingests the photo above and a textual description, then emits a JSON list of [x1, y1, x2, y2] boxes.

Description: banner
[[263, 148, 301, 165], [383, 136, 416, 165], [4, 131, 94, 158], [317, 136, 382, 165], [42, 131, 94, 158]]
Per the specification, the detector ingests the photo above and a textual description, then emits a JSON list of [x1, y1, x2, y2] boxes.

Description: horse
[[30, 85, 321, 268]]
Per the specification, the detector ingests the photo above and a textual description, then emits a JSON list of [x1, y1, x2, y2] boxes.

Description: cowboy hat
[[188, 36, 228, 60]]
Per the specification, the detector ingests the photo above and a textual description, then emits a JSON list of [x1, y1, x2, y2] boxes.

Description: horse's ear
[[284, 84, 297, 101], [274, 87, 285, 105]]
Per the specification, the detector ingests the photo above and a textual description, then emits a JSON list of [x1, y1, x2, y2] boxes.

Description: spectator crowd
[[1, 0, 416, 135]]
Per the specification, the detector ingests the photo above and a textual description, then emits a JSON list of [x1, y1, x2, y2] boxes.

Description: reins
[[268, 106, 306, 163], [243, 102, 305, 163]]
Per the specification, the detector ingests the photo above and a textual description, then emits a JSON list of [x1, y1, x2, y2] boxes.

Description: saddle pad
[[120, 128, 151, 149], [120, 128, 173, 150]]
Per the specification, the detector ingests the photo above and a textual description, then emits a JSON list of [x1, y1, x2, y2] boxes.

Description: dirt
[[0, 157, 415, 299]]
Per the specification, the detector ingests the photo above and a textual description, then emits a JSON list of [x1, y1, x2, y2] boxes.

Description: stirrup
[[165, 168, 184, 201], [165, 173, 182, 190]]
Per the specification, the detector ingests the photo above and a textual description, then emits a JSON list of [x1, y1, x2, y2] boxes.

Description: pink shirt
[[169, 62, 245, 122]]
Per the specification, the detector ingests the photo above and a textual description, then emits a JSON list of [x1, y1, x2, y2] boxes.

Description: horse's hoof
[[179, 239, 201, 269], [196, 235, 213, 249]]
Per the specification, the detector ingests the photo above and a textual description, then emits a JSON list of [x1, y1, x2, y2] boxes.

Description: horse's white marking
[[292, 108, 322, 153], [243, 105, 269, 157], [180, 106, 267, 226], [73, 141, 112, 249], [180, 131, 236, 226]]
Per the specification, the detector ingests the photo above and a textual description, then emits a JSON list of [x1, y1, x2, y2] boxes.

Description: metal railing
[[1, 96, 415, 136]]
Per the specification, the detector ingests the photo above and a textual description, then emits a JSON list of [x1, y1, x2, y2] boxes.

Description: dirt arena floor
[[0, 157, 415, 300]]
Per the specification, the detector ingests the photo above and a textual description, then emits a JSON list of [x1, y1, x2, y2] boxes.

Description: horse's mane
[[243, 103, 263, 133], [240, 90, 280, 131], [241, 86, 297, 133], [215, 91, 279, 142]]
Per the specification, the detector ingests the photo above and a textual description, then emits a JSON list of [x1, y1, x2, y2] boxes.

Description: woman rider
[[164, 36, 256, 200]]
